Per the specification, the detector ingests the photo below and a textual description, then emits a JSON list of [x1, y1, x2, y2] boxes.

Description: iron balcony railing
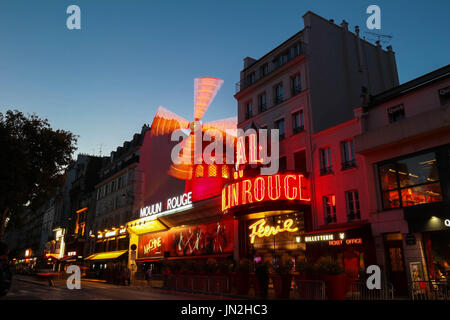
[[409, 280, 449, 300], [350, 281, 394, 300]]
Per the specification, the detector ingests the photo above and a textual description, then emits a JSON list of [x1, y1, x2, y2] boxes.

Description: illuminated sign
[[143, 237, 162, 255], [329, 238, 363, 246], [445, 219, 450, 227], [25, 249, 31, 257], [222, 174, 310, 212], [304, 233, 345, 243], [140, 192, 193, 218], [104, 230, 117, 238], [67, 251, 76, 256], [248, 218, 299, 244]]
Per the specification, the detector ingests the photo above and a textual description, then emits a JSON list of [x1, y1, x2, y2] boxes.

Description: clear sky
[[1, 0, 449, 157]]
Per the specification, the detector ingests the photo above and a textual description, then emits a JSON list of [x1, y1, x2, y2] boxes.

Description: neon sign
[[248, 218, 299, 244], [140, 192, 193, 218], [143, 237, 162, 255], [222, 174, 310, 212]]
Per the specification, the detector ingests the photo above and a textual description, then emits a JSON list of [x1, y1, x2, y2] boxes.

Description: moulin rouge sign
[[222, 173, 310, 212]]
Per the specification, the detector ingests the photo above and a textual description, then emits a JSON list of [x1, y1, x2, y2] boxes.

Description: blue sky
[[0, 0, 449, 157]]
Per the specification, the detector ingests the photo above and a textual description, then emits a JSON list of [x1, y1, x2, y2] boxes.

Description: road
[[1, 275, 229, 300]]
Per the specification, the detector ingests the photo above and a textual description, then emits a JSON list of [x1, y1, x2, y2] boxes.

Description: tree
[[0, 110, 77, 239]]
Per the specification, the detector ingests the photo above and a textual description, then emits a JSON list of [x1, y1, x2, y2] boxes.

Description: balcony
[[341, 159, 356, 170]]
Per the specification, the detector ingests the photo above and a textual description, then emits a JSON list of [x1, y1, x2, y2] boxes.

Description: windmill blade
[[151, 106, 190, 137], [202, 117, 237, 161], [194, 77, 224, 121], [168, 134, 195, 180], [202, 117, 237, 137]]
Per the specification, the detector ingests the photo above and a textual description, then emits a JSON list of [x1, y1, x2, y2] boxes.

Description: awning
[[84, 250, 127, 261]]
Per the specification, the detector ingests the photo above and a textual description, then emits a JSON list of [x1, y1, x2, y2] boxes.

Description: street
[[1, 275, 230, 300]]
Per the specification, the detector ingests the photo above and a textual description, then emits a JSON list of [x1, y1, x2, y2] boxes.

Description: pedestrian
[[146, 266, 152, 287], [0, 241, 12, 297]]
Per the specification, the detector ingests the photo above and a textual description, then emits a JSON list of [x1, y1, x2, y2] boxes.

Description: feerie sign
[[140, 192, 192, 218]]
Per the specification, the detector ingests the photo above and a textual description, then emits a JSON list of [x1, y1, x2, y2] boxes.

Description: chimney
[[243, 57, 257, 69]]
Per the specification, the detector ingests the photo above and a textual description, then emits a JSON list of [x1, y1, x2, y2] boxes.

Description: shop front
[[299, 223, 376, 288], [405, 202, 450, 283], [84, 226, 129, 282], [222, 172, 312, 268]]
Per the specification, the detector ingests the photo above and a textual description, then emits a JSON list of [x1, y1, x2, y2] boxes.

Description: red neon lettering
[[254, 177, 265, 202], [242, 179, 253, 205], [284, 175, 298, 200], [231, 183, 239, 207], [268, 175, 281, 200], [222, 187, 230, 211]]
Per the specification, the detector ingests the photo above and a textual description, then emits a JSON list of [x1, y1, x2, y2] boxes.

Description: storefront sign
[[304, 233, 345, 243], [248, 218, 298, 244], [137, 219, 234, 259], [444, 219, 450, 227], [328, 238, 363, 246], [143, 236, 163, 256], [221, 173, 310, 212], [140, 192, 193, 218]]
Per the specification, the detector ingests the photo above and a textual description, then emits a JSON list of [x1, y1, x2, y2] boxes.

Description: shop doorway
[[384, 233, 408, 296]]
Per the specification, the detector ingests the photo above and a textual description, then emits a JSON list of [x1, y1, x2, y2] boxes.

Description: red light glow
[[222, 173, 310, 212]]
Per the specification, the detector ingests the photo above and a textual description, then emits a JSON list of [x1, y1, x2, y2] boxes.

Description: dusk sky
[[1, 0, 449, 157]]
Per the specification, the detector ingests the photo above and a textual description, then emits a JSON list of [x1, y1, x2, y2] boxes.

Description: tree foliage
[[0, 110, 77, 238]]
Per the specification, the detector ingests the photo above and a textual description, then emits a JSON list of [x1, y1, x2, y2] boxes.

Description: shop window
[[208, 164, 217, 177], [320, 147, 333, 175], [221, 165, 229, 179], [195, 165, 204, 178], [341, 139, 356, 170], [323, 195, 337, 224], [378, 151, 443, 209], [292, 110, 304, 134], [294, 150, 307, 173], [346, 190, 360, 221]]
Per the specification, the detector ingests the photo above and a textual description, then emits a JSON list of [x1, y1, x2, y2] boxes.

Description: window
[[221, 165, 229, 179], [274, 84, 284, 104], [320, 147, 333, 175], [291, 42, 302, 57], [291, 74, 302, 95], [245, 101, 253, 120], [378, 151, 442, 209], [294, 150, 307, 173], [246, 72, 256, 86], [346, 190, 361, 221], [260, 64, 269, 77], [275, 118, 285, 140], [259, 93, 267, 112], [341, 140, 356, 169], [279, 156, 287, 172], [439, 86, 450, 105], [388, 104, 405, 123], [208, 164, 217, 177], [276, 51, 289, 67], [195, 165, 204, 178], [323, 195, 337, 224], [292, 110, 304, 133]]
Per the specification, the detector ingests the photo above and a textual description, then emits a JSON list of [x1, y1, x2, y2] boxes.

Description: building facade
[[355, 64, 450, 295]]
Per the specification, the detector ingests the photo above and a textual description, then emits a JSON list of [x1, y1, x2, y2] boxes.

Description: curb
[[14, 277, 57, 288]]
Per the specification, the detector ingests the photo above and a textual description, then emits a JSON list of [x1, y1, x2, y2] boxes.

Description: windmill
[[151, 77, 237, 185]]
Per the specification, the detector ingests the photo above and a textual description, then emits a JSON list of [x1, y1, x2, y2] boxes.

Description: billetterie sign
[[222, 173, 310, 212], [140, 192, 193, 218]]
